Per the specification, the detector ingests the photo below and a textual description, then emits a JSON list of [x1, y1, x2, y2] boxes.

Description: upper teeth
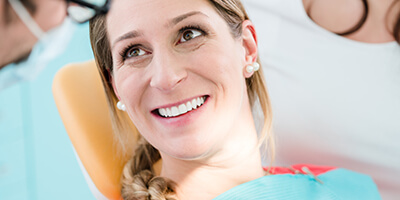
[[158, 96, 206, 118]]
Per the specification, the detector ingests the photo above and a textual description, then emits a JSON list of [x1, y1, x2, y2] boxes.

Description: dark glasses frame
[[66, 0, 111, 23]]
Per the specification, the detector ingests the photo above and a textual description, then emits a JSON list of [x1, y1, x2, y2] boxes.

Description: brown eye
[[127, 48, 145, 58], [180, 29, 202, 43]]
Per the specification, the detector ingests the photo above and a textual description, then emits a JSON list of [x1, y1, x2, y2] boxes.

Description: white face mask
[[0, 0, 76, 91]]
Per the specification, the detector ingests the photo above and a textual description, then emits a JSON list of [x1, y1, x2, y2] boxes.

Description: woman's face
[[108, 0, 256, 159]]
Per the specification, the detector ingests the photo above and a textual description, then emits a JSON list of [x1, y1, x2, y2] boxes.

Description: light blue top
[[214, 169, 381, 200]]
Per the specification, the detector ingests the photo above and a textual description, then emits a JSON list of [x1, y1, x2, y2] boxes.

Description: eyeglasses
[[66, 0, 110, 23]]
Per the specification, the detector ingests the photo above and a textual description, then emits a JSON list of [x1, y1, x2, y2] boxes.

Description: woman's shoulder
[[214, 164, 381, 200]]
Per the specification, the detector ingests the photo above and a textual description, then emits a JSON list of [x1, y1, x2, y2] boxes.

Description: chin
[[161, 141, 215, 161]]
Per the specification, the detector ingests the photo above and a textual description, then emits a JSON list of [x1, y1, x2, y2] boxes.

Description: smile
[[157, 96, 207, 118]]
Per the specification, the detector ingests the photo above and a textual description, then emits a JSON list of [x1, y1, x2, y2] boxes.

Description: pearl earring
[[116, 101, 126, 111], [253, 62, 260, 71], [246, 62, 260, 73]]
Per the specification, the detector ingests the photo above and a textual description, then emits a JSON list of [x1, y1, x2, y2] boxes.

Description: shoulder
[[317, 167, 381, 200], [214, 164, 381, 200], [266, 164, 381, 200]]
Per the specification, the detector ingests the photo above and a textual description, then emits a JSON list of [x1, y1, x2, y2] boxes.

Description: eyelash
[[119, 44, 140, 61], [119, 24, 207, 61], [178, 25, 207, 42]]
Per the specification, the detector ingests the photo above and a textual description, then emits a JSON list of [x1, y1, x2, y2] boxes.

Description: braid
[[90, 0, 274, 199], [121, 137, 178, 200]]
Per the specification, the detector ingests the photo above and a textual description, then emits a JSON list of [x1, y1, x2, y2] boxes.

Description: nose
[[149, 52, 187, 92]]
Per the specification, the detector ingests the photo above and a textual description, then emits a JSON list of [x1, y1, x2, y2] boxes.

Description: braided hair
[[89, 0, 273, 199]]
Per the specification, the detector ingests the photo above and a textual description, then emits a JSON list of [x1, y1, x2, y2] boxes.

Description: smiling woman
[[91, 1, 272, 198], [89, 0, 380, 199]]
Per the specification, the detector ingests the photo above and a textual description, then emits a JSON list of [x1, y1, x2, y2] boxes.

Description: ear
[[241, 20, 258, 78]]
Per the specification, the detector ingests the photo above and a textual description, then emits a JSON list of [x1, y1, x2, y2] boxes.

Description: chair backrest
[[52, 60, 126, 200]]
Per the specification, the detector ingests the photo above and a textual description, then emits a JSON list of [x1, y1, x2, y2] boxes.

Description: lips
[[155, 96, 207, 118]]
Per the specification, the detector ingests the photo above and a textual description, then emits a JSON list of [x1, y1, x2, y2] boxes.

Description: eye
[[126, 47, 146, 58], [180, 29, 202, 43]]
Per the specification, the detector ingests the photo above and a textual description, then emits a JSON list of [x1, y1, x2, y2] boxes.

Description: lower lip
[[152, 97, 209, 127]]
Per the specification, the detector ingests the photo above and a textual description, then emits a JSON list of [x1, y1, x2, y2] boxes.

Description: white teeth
[[178, 104, 187, 115], [159, 108, 166, 116], [197, 97, 201, 106], [192, 99, 197, 109], [158, 96, 206, 118], [171, 106, 179, 116], [166, 108, 172, 117], [186, 102, 192, 111]]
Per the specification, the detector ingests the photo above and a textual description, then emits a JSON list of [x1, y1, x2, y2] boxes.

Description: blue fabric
[[0, 23, 95, 200], [213, 169, 381, 200]]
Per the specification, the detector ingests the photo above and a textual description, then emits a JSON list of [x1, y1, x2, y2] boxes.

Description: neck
[[161, 147, 264, 200], [160, 109, 264, 199]]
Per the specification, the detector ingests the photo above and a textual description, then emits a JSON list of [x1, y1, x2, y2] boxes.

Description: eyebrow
[[111, 11, 207, 49], [112, 30, 143, 49], [167, 11, 205, 28]]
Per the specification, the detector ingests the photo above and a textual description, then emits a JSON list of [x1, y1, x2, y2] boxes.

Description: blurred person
[[243, 0, 400, 199], [0, 1, 109, 199], [0, 0, 109, 90]]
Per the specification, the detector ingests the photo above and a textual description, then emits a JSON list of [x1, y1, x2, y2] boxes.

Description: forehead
[[106, 0, 220, 41]]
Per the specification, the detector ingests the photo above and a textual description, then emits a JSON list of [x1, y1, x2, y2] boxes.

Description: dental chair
[[52, 60, 128, 200]]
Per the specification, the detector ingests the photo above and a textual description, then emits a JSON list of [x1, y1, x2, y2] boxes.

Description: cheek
[[0, 23, 37, 62], [115, 70, 153, 135], [34, 1, 67, 32], [113, 69, 145, 109], [190, 42, 244, 79]]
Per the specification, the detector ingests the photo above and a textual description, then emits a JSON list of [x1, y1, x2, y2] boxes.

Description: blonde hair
[[89, 0, 273, 199]]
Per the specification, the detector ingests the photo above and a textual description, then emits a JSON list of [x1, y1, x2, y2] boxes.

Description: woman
[[89, 0, 380, 199]]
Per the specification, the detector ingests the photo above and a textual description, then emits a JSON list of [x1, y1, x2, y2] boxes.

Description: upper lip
[[151, 95, 208, 111]]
